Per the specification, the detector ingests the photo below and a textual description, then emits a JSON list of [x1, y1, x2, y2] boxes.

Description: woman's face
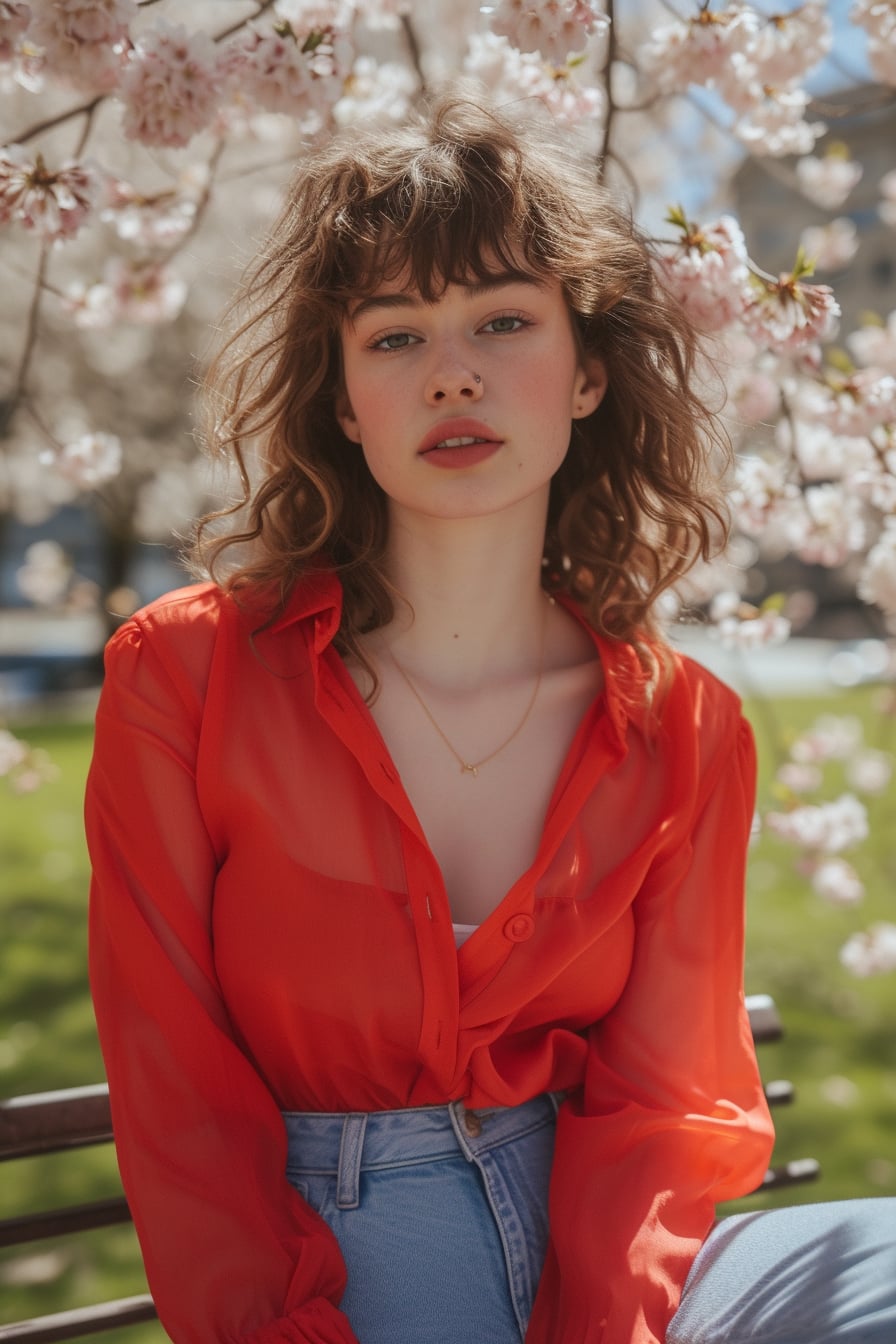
[[336, 268, 606, 529]]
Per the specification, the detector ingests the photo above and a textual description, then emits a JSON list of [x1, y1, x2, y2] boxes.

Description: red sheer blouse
[[85, 576, 774, 1344]]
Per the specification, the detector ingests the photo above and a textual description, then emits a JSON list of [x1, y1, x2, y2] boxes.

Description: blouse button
[[503, 914, 535, 943]]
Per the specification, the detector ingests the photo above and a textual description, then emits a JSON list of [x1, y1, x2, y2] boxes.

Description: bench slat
[[0, 1088, 112, 1163], [0, 1197, 133, 1249], [744, 994, 782, 1045], [0, 1296, 157, 1344], [760, 1158, 822, 1190], [764, 1079, 794, 1106]]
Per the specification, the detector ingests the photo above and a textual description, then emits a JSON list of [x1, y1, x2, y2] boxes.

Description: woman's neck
[[372, 502, 550, 690]]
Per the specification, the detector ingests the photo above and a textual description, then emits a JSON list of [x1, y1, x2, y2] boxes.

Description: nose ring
[[473, 373, 481, 383]]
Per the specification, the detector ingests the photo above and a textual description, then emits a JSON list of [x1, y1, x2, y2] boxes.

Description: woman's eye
[[372, 331, 416, 351], [482, 315, 528, 335]]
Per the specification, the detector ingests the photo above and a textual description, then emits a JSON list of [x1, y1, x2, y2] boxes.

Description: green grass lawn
[[1, 690, 895, 1336]]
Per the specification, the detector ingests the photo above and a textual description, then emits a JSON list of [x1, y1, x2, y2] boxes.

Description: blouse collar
[[256, 571, 653, 749]]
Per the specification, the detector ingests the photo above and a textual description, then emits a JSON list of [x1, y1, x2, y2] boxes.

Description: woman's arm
[[87, 605, 359, 1344], [527, 702, 775, 1344]]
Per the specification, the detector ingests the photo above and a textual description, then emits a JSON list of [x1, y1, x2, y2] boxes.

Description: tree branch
[[12, 243, 50, 406], [400, 13, 427, 97], [15, 96, 103, 148], [597, 0, 617, 180], [212, 0, 278, 45]]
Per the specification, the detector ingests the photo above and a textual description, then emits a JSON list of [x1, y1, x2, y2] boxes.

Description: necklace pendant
[[461, 762, 479, 776]]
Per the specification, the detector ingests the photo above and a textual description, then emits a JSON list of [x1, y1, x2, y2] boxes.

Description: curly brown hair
[[193, 94, 729, 679]]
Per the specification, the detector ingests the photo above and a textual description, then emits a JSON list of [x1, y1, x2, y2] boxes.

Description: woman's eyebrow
[[348, 273, 543, 323]]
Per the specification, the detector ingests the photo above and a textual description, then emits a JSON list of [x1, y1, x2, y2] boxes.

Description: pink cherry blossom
[[119, 22, 221, 148], [742, 268, 840, 352], [796, 151, 862, 209], [101, 176, 198, 246], [0, 1, 30, 64], [745, 0, 832, 86], [727, 367, 781, 426], [638, 3, 758, 95], [797, 368, 896, 436], [334, 56, 417, 126], [778, 417, 873, 484], [463, 31, 605, 128], [858, 519, 896, 615], [846, 748, 893, 794], [713, 605, 791, 649], [65, 257, 187, 326], [793, 483, 865, 567], [811, 857, 864, 905], [848, 310, 896, 373], [0, 728, 28, 776], [489, 0, 609, 65], [0, 724, 58, 791], [656, 211, 751, 332], [108, 257, 188, 323], [799, 217, 859, 272], [40, 431, 122, 488], [0, 144, 99, 240], [840, 923, 896, 976], [220, 21, 347, 128], [28, 0, 135, 92], [732, 84, 825, 157], [853, 458, 896, 514], [274, 0, 352, 26], [730, 453, 800, 536], [776, 761, 823, 794], [791, 715, 863, 763], [765, 792, 869, 854], [851, 0, 896, 85]]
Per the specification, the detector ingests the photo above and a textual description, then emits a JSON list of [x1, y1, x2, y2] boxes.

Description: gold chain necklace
[[389, 596, 553, 777]]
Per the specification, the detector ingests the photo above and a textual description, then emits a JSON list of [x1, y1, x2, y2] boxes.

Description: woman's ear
[[335, 387, 362, 444], [571, 354, 608, 420]]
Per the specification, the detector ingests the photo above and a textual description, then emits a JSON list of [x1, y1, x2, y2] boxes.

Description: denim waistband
[[282, 1093, 562, 1211]]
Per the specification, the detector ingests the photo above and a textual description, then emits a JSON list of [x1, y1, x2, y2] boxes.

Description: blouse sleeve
[[86, 613, 359, 1344], [527, 710, 775, 1344]]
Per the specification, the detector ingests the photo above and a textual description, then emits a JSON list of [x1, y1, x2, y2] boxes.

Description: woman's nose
[[424, 355, 483, 403]]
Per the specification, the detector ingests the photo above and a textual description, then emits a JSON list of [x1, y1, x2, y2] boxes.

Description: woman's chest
[[361, 666, 603, 925]]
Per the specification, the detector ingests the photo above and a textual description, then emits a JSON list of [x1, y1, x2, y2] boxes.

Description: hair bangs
[[325, 147, 555, 306]]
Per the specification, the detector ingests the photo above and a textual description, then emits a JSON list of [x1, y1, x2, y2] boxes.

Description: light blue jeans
[[282, 1096, 896, 1343]]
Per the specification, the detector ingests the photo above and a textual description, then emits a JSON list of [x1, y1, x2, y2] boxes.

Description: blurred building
[[735, 88, 895, 329]]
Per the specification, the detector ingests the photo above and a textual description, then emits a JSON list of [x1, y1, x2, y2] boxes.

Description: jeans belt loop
[[336, 1113, 367, 1209]]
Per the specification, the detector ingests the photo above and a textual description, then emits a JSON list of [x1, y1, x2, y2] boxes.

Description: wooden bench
[[0, 994, 819, 1344]]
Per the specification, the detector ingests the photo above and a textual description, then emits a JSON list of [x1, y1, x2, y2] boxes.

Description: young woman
[[86, 97, 896, 1344]]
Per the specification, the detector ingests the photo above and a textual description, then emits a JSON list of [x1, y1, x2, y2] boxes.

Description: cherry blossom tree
[[1, 0, 895, 970]]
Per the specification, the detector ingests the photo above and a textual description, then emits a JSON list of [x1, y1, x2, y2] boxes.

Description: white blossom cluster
[[638, 1, 833, 156], [0, 727, 58, 793], [765, 792, 869, 854], [840, 923, 896, 976], [851, 0, 896, 86], [489, 0, 609, 64], [658, 210, 840, 356], [758, 713, 895, 964], [463, 31, 605, 128]]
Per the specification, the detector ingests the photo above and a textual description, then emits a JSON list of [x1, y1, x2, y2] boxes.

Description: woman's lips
[[418, 419, 503, 468], [421, 439, 503, 469]]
